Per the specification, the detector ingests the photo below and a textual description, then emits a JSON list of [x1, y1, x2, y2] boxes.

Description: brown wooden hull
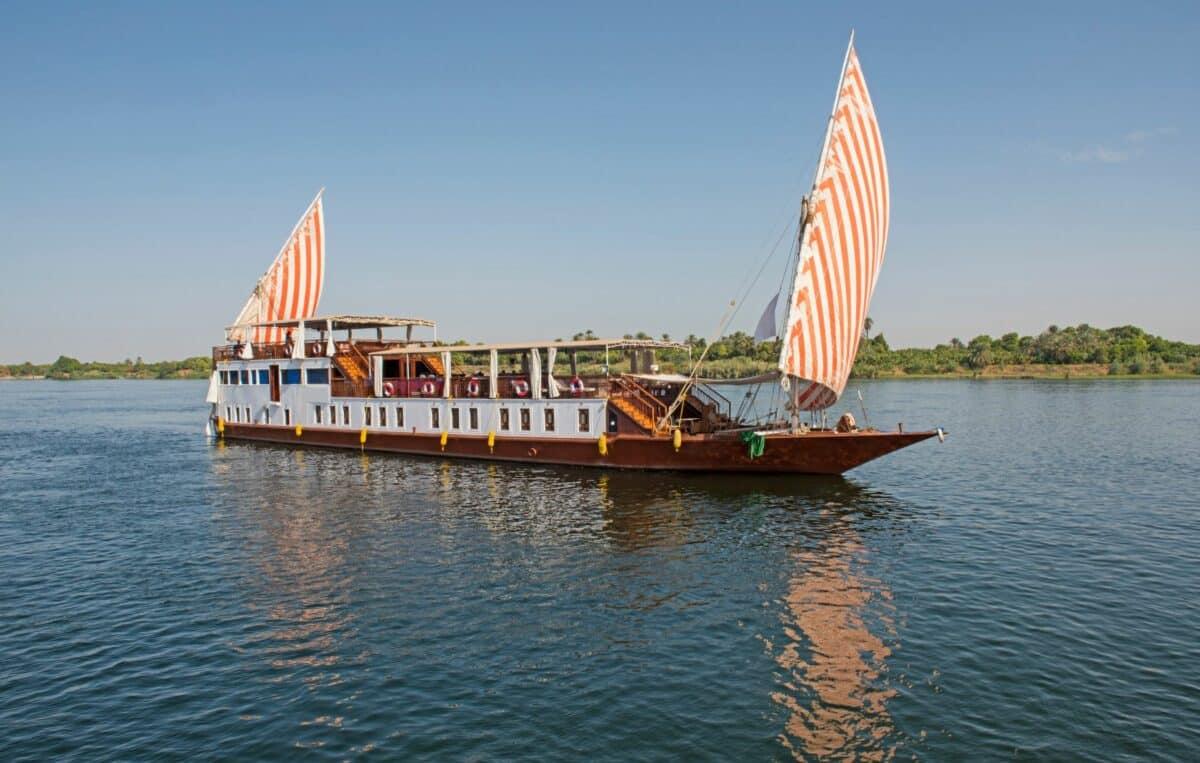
[[217, 423, 935, 475]]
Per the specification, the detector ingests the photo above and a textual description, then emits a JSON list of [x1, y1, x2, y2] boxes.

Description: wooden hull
[[217, 423, 936, 475]]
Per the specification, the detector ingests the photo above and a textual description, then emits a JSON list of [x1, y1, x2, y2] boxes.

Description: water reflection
[[209, 443, 908, 758]]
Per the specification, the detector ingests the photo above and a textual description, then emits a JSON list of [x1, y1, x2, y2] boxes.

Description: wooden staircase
[[333, 342, 371, 395], [609, 375, 670, 434]]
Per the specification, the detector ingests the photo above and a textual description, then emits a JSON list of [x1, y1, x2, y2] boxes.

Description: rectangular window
[[305, 368, 329, 385], [285, 409, 292, 426], [544, 408, 555, 432], [451, 407, 461, 430], [520, 408, 531, 431], [365, 407, 373, 426], [500, 408, 511, 431], [220, 370, 229, 384], [469, 407, 479, 430], [233, 407, 240, 423], [396, 406, 405, 428], [225, 406, 231, 421], [315, 405, 323, 424], [229, 371, 239, 385], [343, 405, 351, 426], [282, 368, 301, 385], [578, 408, 590, 433], [240, 370, 249, 385], [258, 369, 269, 385], [330, 405, 337, 425], [380, 406, 387, 427], [431, 408, 440, 429], [245, 406, 251, 423]]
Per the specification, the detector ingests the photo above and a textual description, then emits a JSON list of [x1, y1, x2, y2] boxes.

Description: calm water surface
[[1, 380, 1198, 760]]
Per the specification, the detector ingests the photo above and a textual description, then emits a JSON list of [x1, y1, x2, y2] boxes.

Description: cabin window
[[329, 405, 337, 425], [396, 406, 405, 428], [469, 407, 479, 430], [343, 405, 351, 426], [306, 368, 329, 385], [379, 406, 387, 427], [431, 408, 440, 429], [315, 405, 323, 424], [233, 407, 240, 423], [240, 370, 249, 385], [282, 369, 301, 385], [258, 369, 269, 385], [520, 408, 531, 431], [285, 409, 292, 426], [225, 406, 231, 421], [451, 407, 461, 430], [364, 407, 373, 426], [500, 408, 511, 431], [578, 408, 590, 433], [229, 371, 239, 385], [220, 370, 229, 384], [544, 408, 555, 432], [245, 406, 252, 423]]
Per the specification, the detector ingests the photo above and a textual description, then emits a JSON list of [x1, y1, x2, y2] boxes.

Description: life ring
[[310, 342, 322, 356], [466, 379, 482, 397], [421, 381, 437, 397], [512, 379, 530, 398], [569, 376, 585, 396], [383, 381, 395, 397]]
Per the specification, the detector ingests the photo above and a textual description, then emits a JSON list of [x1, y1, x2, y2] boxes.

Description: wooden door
[[269, 365, 281, 402]]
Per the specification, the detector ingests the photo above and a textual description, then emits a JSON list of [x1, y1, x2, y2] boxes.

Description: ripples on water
[[1, 380, 1198, 760]]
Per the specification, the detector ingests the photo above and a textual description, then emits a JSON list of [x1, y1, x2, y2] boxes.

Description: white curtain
[[529, 348, 542, 400], [546, 347, 558, 398], [489, 350, 499, 399], [442, 351, 452, 398]]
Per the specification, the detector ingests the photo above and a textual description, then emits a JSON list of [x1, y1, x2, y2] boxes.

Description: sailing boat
[[206, 35, 940, 474]]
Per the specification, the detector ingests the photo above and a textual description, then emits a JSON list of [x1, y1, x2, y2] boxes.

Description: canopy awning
[[371, 338, 688, 357], [228, 314, 436, 333]]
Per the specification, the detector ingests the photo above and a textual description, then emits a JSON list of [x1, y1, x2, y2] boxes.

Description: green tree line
[[0, 356, 212, 380]]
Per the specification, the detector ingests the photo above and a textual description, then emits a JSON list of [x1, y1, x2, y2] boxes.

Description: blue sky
[[2, 1, 1197, 363]]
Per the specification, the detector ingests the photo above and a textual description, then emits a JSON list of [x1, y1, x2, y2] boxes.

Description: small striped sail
[[229, 190, 326, 344], [779, 36, 889, 411]]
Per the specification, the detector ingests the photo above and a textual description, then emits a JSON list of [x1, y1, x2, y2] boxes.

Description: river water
[[1, 379, 1197, 760]]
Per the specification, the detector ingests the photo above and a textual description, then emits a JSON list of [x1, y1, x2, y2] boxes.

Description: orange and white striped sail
[[230, 191, 326, 344], [779, 38, 889, 411]]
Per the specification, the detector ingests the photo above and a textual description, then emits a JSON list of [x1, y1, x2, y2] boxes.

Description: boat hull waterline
[[217, 424, 936, 475]]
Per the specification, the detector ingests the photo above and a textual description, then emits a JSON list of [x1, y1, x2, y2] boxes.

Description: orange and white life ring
[[569, 376, 585, 396], [383, 381, 395, 397], [421, 380, 437, 397], [512, 379, 530, 398], [467, 379, 482, 397], [310, 342, 322, 356]]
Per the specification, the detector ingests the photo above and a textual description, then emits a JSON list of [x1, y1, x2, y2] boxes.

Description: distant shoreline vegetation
[[3, 324, 1199, 381]]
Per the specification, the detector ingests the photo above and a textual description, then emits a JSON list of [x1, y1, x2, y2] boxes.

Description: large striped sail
[[778, 36, 889, 411], [229, 191, 326, 344]]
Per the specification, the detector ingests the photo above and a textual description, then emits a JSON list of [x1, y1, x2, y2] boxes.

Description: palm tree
[[863, 317, 874, 339]]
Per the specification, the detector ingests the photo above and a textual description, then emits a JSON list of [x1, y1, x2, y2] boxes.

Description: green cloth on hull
[[740, 430, 766, 459]]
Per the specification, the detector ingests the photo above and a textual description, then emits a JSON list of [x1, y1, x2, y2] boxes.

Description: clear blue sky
[[2, 1, 1197, 363]]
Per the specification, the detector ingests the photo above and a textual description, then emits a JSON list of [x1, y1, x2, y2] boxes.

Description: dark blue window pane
[[229, 370, 239, 385], [258, 369, 269, 385], [306, 368, 329, 385], [282, 369, 301, 384], [240, 370, 249, 384]]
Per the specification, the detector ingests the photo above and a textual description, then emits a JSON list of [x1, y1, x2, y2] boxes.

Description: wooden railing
[[610, 375, 670, 430]]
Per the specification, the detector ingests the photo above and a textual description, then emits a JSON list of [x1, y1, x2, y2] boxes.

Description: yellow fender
[[597, 432, 608, 457], [487, 430, 495, 453], [359, 428, 368, 444], [673, 429, 682, 452], [295, 424, 303, 437], [440, 431, 449, 451], [216, 417, 225, 435]]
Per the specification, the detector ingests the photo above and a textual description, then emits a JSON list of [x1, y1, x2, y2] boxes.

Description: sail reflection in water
[[771, 509, 898, 760]]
